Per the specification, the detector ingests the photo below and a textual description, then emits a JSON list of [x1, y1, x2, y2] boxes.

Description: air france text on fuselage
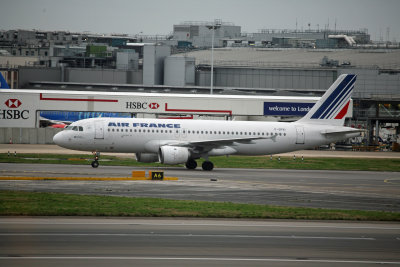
[[108, 122, 181, 128]]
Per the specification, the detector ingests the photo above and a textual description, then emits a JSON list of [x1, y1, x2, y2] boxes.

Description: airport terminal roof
[[178, 48, 400, 69]]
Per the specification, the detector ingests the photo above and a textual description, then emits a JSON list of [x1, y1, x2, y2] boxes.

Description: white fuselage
[[54, 117, 359, 156]]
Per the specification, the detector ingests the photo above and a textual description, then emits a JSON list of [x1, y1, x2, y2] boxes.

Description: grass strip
[[1, 191, 399, 221], [1, 153, 400, 172]]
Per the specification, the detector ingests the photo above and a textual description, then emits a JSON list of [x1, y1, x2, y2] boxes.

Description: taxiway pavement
[[1, 217, 399, 267]]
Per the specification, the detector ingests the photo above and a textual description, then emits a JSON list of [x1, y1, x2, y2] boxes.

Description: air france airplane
[[53, 74, 361, 170]]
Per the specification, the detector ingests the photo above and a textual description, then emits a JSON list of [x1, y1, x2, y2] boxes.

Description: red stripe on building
[[40, 93, 118, 102], [165, 103, 232, 116]]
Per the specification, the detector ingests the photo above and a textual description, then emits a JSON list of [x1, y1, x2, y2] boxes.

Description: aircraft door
[[295, 126, 305, 144], [94, 120, 104, 139]]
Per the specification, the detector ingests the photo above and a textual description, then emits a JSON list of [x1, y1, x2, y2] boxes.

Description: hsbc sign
[[126, 101, 160, 110], [0, 98, 30, 121], [5, 99, 22, 108]]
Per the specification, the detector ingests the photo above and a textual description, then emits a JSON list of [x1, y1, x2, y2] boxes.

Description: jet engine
[[159, 146, 190, 165], [135, 153, 159, 163]]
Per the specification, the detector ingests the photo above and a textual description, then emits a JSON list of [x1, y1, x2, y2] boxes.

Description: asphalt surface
[[1, 163, 400, 211], [1, 218, 399, 267]]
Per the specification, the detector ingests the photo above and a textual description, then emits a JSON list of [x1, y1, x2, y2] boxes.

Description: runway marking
[[384, 178, 400, 185], [1, 256, 399, 265], [0, 233, 376, 240]]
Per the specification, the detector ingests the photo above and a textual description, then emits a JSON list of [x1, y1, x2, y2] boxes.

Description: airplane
[[0, 72, 10, 89], [53, 74, 361, 170]]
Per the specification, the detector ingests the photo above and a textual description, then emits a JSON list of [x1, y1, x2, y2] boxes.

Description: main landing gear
[[185, 159, 214, 171], [91, 152, 100, 168]]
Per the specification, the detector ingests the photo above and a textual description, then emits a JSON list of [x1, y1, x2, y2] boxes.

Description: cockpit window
[[64, 125, 83, 131]]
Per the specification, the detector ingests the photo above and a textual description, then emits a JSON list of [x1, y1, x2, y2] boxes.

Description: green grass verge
[[1, 153, 400, 171], [0, 191, 399, 221]]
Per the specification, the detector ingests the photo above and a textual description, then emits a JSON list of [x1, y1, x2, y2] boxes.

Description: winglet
[[297, 74, 356, 126], [0, 72, 10, 89]]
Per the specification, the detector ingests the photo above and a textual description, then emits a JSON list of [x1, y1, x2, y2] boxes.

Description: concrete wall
[[197, 67, 337, 90], [143, 45, 171, 85], [164, 56, 195, 86], [67, 68, 131, 84], [0, 128, 62, 144], [19, 67, 61, 88]]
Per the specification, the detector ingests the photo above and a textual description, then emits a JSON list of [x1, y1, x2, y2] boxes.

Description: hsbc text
[[0, 109, 30, 119]]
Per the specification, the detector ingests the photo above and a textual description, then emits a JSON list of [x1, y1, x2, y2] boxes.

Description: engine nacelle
[[135, 153, 159, 163], [159, 146, 190, 165]]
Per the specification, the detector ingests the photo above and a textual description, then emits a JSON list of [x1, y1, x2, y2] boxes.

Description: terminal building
[[1, 23, 399, 148]]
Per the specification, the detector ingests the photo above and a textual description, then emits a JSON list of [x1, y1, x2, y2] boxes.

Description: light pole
[[207, 20, 221, 94]]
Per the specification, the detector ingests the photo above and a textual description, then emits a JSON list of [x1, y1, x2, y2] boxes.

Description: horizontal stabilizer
[[321, 128, 363, 135]]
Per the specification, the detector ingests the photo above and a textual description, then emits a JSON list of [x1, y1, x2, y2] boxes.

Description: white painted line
[[0, 233, 376, 240], [0, 256, 399, 265]]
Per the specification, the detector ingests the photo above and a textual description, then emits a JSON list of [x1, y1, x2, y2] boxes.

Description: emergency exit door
[[295, 126, 305, 144], [94, 120, 104, 139]]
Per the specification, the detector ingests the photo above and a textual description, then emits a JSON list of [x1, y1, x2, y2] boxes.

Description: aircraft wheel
[[91, 160, 99, 168], [185, 159, 197, 170], [202, 161, 214, 171]]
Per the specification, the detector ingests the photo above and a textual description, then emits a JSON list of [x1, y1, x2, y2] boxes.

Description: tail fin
[[297, 74, 356, 126], [0, 72, 10, 89]]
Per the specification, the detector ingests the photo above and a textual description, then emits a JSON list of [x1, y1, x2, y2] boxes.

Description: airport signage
[[0, 95, 36, 127], [264, 102, 315, 116], [126, 101, 160, 110], [0, 99, 30, 120]]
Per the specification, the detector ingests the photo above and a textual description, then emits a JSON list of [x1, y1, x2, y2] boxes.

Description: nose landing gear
[[91, 152, 100, 168]]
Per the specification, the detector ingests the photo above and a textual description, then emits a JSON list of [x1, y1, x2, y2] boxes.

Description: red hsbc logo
[[5, 99, 22, 108], [149, 103, 159, 109]]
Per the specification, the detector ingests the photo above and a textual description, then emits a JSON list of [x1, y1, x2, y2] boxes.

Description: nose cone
[[53, 131, 65, 147]]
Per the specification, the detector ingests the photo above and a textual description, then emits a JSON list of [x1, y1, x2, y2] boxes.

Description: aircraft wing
[[165, 136, 275, 152]]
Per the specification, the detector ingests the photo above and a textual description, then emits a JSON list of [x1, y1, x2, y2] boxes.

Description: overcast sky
[[1, 0, 399, 41]]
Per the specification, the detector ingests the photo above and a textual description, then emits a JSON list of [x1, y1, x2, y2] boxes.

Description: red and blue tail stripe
[[310, 74, 356, 120]]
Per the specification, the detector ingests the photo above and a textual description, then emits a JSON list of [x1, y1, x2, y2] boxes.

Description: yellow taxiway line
[[0, 176, 178, 181]]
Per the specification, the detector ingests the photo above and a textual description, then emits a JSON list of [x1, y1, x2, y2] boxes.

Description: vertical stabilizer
[[0, 72, 10, 89], [297, 74, 356, 126]]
